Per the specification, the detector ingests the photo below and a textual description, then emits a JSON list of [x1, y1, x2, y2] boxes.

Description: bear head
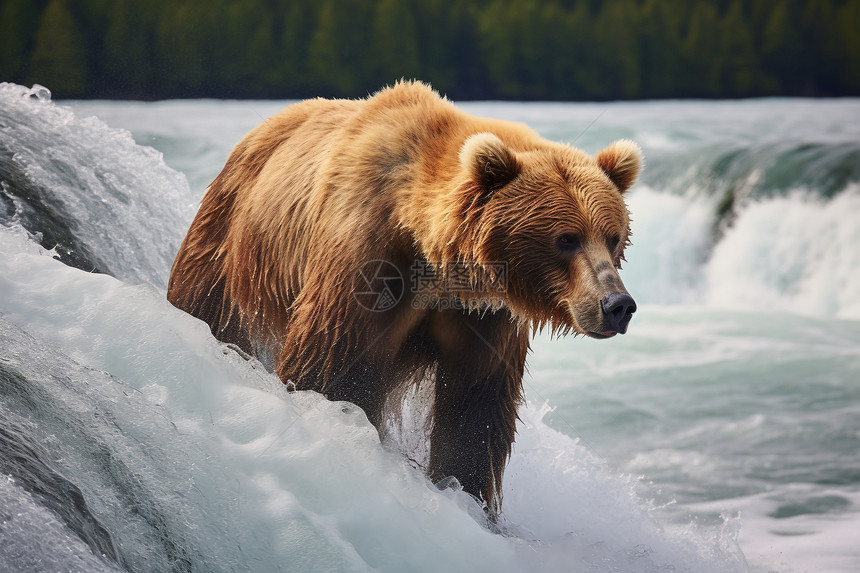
[[451, 132, 641, 338]]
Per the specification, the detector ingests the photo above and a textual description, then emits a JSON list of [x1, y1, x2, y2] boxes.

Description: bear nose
[[600, 292, 637, 334]]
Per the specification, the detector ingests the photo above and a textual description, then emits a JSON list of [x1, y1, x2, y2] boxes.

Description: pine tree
[[593, 0, 641, 99], [760, 0, 806, 95], [154, 0, 209, 95], [307, 0, 373, 96], [28, 0, 88, 96], [564, 2, 600, 99], [0, 0, 47, 83], [478, 0, 523, 96], [836, 0, 860, 92], [371, 0, 421, 87], [277, 0, 313, 96], [638, 0, 685, 98], [721, 0, 757, 96], [802, 0, 838, 95], [103, 0, 151, 97], [220, 0, 277, 95], [411, 0, 456, 90], [681, 1, 722, 97]]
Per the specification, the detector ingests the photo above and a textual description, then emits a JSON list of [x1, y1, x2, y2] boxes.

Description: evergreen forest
[[1, 0, 858, 100]]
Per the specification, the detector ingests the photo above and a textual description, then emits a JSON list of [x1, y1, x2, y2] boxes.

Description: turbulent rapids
[[2, 83, 860, 572]]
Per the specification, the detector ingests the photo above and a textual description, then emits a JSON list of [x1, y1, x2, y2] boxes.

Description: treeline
[[1, 0, 858, 100]]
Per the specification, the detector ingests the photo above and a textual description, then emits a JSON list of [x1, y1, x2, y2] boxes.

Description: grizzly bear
[[167, 81, 640, 515]]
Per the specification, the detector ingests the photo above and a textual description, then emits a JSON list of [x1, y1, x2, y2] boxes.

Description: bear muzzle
[[597, 291, 637, 337]]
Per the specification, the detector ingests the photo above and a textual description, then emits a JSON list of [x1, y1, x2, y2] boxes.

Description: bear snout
[[599, 292, 637, 335]]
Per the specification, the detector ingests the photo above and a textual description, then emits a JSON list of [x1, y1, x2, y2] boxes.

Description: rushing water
[[1, 82, 859, 572]]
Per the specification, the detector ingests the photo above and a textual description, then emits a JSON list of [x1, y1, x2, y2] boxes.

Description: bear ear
[[596, 140, 643, 194], [460, 132, 521, 192]]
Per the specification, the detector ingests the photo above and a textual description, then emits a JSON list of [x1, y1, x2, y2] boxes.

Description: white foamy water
[[0, 84, 193, 286], [0, 226, 747, 572], [1, 84, 858, 572], [705, 187, 860, 319]]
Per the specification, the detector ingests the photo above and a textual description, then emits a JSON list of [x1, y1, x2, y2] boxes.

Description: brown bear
[[167, 81, 640, 515]]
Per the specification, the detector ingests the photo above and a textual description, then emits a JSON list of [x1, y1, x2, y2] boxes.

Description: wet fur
[[168, 81, 640, 513]]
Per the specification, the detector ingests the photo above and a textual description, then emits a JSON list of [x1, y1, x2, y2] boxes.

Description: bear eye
[[607, 235, 621, 253], [556, 233, 581, 252]]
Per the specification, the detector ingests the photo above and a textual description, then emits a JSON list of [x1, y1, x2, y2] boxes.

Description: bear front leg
[[278, 333, 392, 429], [427, 311, 528, 515], [275, 289, 392, 429]]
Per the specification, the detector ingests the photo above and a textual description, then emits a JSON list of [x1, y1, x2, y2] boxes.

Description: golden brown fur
[[168, 81, 641, 514]]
